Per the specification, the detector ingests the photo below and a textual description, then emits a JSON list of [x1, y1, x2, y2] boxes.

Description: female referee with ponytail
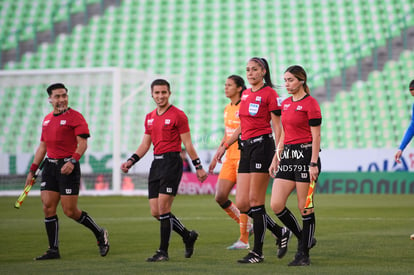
[[216, 57, 291, 264], [269, 65, 321, 266]]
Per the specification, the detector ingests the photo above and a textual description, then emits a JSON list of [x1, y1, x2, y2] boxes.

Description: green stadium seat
[[70, 0, 87, 14], [2, 0, 414, 152]]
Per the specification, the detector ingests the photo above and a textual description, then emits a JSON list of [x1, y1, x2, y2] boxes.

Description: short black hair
[[409, 79, 414, 89], [47, 83, 67, 96], [151, 79, 170, 92]]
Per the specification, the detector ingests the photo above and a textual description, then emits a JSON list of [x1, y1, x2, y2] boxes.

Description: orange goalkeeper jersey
[[223, 102, 241, 160]]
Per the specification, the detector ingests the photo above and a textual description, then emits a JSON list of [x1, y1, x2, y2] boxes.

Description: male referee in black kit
[[26, 83, 109, 260], [121, 79, 208, 262]]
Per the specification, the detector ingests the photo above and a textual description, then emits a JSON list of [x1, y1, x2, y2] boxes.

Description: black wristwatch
[[69, 158, 77, 164], [195, 165, 203, 170], [309, 162, 318, 167]]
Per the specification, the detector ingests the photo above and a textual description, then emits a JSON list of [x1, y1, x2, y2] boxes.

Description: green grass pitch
[[1, 194, 413, 274]]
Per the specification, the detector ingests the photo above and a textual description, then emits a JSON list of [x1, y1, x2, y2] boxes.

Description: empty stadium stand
[[1, 0, 413, 153]]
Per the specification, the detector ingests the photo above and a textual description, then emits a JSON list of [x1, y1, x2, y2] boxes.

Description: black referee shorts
[[275, 143, 321, 182], [148, 152, 183, 199], [41, 158, 81, 195], [238, 134, 275, 173]]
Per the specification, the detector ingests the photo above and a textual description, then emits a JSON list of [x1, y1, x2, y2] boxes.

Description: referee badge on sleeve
[[277, 97, 282, 107]]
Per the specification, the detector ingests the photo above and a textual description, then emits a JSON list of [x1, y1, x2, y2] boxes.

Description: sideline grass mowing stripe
[[1, 195, 413, 274]]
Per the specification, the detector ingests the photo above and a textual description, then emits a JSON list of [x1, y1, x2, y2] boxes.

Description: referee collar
[[156, 104, 173, 116], [53, 107, 70, 116], [291, 94, 309, 102]]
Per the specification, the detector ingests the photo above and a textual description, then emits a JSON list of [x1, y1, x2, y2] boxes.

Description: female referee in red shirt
[[121, 79, 207, 262], [269, 65, 321, 266], [216, 57, 291, 264], [26, 83, 109, 260]]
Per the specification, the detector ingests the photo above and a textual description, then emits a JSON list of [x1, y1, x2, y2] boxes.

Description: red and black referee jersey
[[41, 108, 90, 159], [144, 105, 190, 155], [239, 85, 281, 140], [281, 94, 322, 144]]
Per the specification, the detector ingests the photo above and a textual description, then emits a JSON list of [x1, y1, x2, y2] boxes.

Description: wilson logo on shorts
[[255, 163, 262, 169], [249, 103, 259, 116]]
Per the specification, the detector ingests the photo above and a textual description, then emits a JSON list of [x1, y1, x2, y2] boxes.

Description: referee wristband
[[30, 163, 39, 172], [128, 154, 140, 165], [192, 158, 201, 167]]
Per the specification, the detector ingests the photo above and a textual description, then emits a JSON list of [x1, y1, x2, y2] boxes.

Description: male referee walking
[[121, 79, 207, 262], [26, 83, 109, 260]]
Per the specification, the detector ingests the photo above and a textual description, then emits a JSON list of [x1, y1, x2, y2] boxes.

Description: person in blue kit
[[394, 79, 414, 164], [394, 79, 414, 240]]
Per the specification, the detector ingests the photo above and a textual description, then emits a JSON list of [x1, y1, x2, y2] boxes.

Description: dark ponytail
[[260, 58, 274, 88], [250, 57, 274, 88]]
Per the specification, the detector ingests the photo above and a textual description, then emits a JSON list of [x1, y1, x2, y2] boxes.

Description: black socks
[[276, 207, 302, 239], [45, 215, 59, 250], [77, 211, 102, 239], [301, 213, 315, 256], [159, 212, 172, 252], [171, 213, 190, 240], [249, 205, 267, 255]]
